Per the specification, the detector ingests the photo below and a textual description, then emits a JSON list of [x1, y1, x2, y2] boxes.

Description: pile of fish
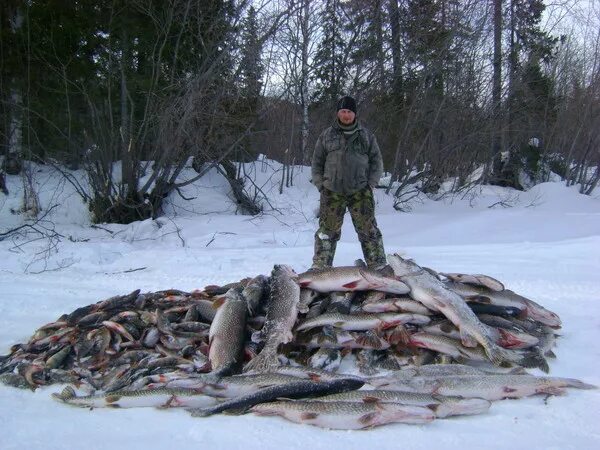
[[0, 254, 596, 430]]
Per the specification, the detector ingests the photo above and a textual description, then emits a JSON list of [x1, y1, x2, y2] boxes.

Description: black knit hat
[[337, 96, 357, 114]]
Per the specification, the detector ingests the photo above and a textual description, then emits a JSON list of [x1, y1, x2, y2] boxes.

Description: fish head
[[387, 254, 422, 276], [272, 264, 298, 279]]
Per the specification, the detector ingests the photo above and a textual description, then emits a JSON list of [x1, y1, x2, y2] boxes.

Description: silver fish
[[52, 385, 219, 409], [208, 288, 248, 376], [251, 400, 435, 429], [360, 297, 432, 315], [440, 273, 505, 291], [376, 374, 596, 400], [445, 281, 561, 328], [317, 390, 491, 418], [296, 266, 410, 294], [296, 312, 430, 332]]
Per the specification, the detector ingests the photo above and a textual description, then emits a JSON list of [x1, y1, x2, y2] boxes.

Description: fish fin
[[340, 348, 353, 357], [353, 332, 380, 349], [212, 296, 226, 309], [426, 403, 439, 412], [536, 386, 566, 396], [52, 385, 77, 401], [521, 350, 550, 373], [358, 412, 378, 425], [307, 373, 322, 382], [545, 349, 556, 358], [342, 280, 360, 289], [105, 395, 121, 404], [439, 322, 455, 333], [362, 397, 380, 404], [333, 321, 346, 328], [496, 329, 526, 349], [301, 412, 319, 420], [251, 407, 279, 416], [459, 330, 478, 348], [385, 325, 410, 346]]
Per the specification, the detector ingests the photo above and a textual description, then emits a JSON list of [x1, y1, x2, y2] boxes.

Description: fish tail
[[242, 345, 279, 373], [52, 385, 77, 402], [563, 378, 597, 390], [487, 345, 550, 373]]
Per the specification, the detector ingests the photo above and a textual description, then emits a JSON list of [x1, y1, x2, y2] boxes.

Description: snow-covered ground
[[0, 160, 599, 450]]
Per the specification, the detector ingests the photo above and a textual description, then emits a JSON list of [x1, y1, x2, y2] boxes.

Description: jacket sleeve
[[367, 132, 384, 188], [311, 132, 326, 190]]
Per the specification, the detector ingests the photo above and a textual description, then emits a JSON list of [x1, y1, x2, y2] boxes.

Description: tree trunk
[[490, 0, 503, 181], [388, 0, 403, 108]]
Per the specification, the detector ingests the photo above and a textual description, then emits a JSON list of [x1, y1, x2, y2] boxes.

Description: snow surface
[[0, 161, 599, 450]]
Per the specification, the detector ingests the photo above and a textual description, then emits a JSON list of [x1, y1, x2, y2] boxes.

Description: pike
[[297, 288, 320, 314], [296, 266, 410, 294], [241, 274, 270, 316], [387, 254, 546, 370], [295, 328, 391, 350], [440, 273, 505, 291], [361, 297, 432, 315], [408, 332, 490, 362], [183, 373, 308, 398], [243, 265, 300, 373], [189, 377, 364, 417], [208, 288, 248, 376], [317, 390, 491, 418], [422, 320, 539, 349], [444, 281, 561, 328], [251, 400, 435, 429], [296, 312, 430, 332], [377, 374, 596, 400], [52, 385, 219, 409]]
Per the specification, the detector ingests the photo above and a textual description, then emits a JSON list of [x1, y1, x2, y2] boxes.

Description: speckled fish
[[422, 320, 539, 350], [243, 265, 300, 373], [242, 275, 270, 316], [296, 312, 430, 332], [251, 400, 435, 429], [360, 297, 432, 315], [387, 254, 545, 370], [297, 289, 319, 314], [377, 374, 596, 400], [440, 273, 505, 291], [208, 288, 248, 376], [52, 385, 219, 409], [296, 266, 410, 294], [317, 390, 491, 418], [445, 281, 561, 328], [407, 332, 490, 362]]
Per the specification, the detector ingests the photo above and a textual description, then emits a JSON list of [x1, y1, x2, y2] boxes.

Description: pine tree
[[312, 0, 348, 104]]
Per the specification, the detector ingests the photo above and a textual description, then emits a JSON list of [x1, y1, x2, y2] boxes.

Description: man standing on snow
[[310, 95, 386, 269]]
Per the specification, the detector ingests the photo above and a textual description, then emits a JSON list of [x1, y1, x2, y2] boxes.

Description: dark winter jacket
[[311, 121, 383, 194]]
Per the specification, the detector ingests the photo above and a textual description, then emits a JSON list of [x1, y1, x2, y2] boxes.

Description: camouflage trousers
[[312, 187, 386, 268]]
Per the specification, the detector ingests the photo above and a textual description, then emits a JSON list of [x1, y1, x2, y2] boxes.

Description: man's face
[[337, 109, 356, 125]]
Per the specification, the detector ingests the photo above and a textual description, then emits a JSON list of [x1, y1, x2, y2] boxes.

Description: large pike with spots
[[243, 265, 300, 373], [296, 266, 410, 294], [387, 254, 545, 370]]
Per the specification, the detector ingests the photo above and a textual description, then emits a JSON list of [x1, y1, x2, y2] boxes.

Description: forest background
[[1, 0, 599, 225]]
